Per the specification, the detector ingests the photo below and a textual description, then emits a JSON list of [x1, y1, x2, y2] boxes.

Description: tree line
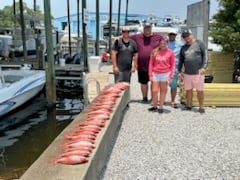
[[210, 0, 240, 52], [0, 2, 44, 31]]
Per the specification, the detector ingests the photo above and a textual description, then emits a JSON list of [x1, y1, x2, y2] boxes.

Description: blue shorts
[[169, 73, 178, 89]]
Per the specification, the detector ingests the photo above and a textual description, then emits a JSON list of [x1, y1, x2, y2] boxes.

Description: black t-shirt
[[112, 38, 138, 71]]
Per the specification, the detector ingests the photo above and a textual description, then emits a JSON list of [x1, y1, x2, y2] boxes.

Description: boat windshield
[[4, 75, 24, 84]]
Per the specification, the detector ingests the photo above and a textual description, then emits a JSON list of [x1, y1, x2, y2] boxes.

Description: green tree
[[0, 2, 44, 29], [210, 0, 240, 52]]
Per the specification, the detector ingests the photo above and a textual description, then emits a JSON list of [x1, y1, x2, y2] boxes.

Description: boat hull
[[0, 70, 45, 117]]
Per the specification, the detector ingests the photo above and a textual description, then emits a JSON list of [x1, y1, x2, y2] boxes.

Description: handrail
[[0, 68, 5, 87], [82, 72, 100, 106]]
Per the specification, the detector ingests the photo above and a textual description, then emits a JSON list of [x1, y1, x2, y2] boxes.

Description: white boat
[[121, 19, 144, 34], [0, 65, 45, 117]]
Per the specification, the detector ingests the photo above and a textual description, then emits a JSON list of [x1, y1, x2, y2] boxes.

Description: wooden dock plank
[[180, 83, 240, 107]]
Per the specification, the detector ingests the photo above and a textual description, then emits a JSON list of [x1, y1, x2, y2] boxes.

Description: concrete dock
[[19, 62, 240, 179]]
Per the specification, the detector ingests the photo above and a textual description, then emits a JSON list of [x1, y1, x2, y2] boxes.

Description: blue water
[[0, 94, 84, 179]]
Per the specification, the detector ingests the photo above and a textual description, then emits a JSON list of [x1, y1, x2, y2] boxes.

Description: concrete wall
[[187, 0, 210, 48], [20, 89, 130, 180]]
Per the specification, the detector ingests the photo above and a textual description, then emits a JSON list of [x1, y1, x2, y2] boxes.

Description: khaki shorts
[[183, 73, 204, 91]]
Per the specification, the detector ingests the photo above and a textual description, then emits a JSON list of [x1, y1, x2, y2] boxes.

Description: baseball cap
[[144, 22, 152, 28], [168, 29, 178, 35], [181, 29, 192, 38]]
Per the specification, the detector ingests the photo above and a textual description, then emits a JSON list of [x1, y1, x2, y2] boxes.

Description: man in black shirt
[[112, 27, 138, 83]]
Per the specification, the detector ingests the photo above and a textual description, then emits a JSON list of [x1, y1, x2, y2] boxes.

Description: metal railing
[[82, 72, 100, 106]]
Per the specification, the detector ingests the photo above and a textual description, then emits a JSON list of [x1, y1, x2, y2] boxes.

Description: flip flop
[[171, 103, 178, 109]]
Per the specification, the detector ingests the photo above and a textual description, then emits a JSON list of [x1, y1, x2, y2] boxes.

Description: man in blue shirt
[[168, 29, 182, 108]]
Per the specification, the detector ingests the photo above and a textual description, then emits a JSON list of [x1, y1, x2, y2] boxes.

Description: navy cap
[[181, 29, 192, 38]]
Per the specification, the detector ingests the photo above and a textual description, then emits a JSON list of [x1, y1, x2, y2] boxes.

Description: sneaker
[[199, 108, 205, 114], [182, 106, 192, 111], [148, 107, 158, 112], [158, 108, 164, 113]]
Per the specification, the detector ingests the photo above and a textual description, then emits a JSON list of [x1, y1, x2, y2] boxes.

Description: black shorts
[[138, 70, 149, 84]]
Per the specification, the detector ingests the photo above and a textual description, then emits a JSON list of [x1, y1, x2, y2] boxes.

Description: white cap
[[122, 26, 130, 31], [168, 29, 178, 35], [144, 22, 152, 28]]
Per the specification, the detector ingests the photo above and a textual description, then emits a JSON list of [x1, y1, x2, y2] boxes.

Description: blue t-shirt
[[168, 40, 182, 73]]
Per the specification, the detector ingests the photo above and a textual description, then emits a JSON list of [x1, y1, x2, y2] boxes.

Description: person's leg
[[170, 88, 177, 106], [197, 90, 204, 107], [114, 73, 119, 83], [169, 73, 178, 107], [121, 71, 131, 82], [186, 89, 193, 108], [159, 81, 168, 109], [195, 74, 205, 113], [183, 74, 193, 109], [151, 81, 159, 108], [141, 83, 148, 100], [138, 71, 149, 101]]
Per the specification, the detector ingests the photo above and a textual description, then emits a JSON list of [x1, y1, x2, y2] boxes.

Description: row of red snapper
[[49, 82, 130, 165]]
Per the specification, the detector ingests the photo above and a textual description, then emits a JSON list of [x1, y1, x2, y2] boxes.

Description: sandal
[[171, 103, 178, 109]]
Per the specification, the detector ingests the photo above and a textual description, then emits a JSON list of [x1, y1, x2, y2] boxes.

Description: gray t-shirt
[[112, 38, 138, 71], [178, 40, 208, 75]]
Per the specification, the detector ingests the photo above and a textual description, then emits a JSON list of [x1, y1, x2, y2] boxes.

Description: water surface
[[0, 94, 84, 179]]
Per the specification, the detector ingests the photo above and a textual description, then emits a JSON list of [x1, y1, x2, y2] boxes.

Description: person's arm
[[200, 41, 208, 68], [178, 47, 184, 73], [199, 41, 208, 75], [131, 41, 138, 72], [178, 47, 184, 81], [169, 51, 175, 80], [112, 40, 119, 74], [131, 52, 138, 73], [148, 54, 154, 81]]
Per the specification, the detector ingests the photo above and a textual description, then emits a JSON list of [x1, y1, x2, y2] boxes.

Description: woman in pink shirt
[[148, 38, 175, 113]]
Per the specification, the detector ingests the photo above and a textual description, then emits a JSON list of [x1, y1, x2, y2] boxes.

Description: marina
[[0, 94, 84, 179], [0, 63, 111, 179], [1, 0, 240, 179]]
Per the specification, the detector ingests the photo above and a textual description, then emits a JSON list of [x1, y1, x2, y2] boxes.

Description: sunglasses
[[122, 30, 129, 33]]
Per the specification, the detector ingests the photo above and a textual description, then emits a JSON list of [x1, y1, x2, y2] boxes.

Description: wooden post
[[117, 0, 121, 35], [82, 0, 89, 72], [95, 0, 100, 56], [67, 0, 72, 57], [12, 0, 16, 61], [125, 0, 129, 25], [108, 0, 112, 61], [77, 0, 81, 54], [44, 0, 56, 106], [19, 0, 27, 61]]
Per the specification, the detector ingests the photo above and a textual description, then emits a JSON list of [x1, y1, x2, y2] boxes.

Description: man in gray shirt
[[178, 29, 208, 113]]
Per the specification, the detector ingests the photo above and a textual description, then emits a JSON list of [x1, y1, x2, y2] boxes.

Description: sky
[[0, 0, 219, 20]]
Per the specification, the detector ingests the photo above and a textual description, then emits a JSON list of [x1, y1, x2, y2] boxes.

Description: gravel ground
[[100, 72, 240, 179]]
